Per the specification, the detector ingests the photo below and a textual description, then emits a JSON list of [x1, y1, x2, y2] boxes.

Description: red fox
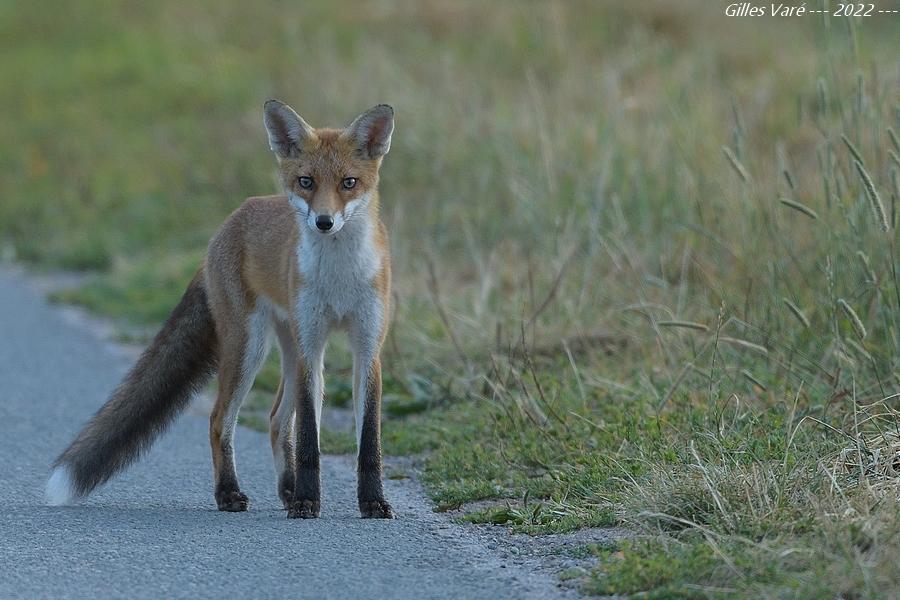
[[46, 101, 396, 518]]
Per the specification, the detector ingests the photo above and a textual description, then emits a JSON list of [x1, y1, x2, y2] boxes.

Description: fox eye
[[298, 176, 314, 189], [341, 177, 357, 190]]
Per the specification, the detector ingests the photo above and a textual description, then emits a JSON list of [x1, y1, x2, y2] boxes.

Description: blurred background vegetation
[[2, 1, 900, 596]]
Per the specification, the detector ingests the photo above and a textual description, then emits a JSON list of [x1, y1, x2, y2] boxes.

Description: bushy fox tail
[[45, 269, 218, 505]]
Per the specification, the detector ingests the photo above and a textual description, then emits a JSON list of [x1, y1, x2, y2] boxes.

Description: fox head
[[263, 100, 394, 236]]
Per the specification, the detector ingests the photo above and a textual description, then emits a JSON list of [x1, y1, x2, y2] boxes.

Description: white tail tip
[[45, 465, 77, 506]]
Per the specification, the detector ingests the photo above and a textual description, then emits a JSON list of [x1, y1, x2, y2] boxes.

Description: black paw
[[278, 475, 295, 510], [279, 487, 295, 510], [216, 490, 250, 512], [287, 499, 320, 519], [359, 499, 394, 519]]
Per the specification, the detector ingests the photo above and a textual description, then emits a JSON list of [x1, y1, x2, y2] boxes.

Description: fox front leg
[[350, 308, 393, 520], [287, 342, 325, 519]]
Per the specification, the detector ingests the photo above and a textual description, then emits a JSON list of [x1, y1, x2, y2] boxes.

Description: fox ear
[[264, 100, 314, 159], [345, 104, 394, 159]]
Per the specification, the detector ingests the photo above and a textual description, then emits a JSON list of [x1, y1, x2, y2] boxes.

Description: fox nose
[[315, 215, 334, 231]]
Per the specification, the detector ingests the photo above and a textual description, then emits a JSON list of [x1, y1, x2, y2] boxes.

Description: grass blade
[[779, 198, 819, 220]]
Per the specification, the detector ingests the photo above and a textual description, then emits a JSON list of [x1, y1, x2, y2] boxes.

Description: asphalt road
[[0, 268, 568, 599]]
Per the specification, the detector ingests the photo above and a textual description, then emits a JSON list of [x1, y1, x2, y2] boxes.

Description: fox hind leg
[[270, 320, 298, 509], [210, 306, 270, 511]]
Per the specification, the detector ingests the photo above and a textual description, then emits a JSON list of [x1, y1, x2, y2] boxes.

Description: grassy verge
[[5, 1, 900, 597]]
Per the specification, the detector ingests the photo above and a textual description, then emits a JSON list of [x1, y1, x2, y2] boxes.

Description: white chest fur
[[295, 209, 382, 328]]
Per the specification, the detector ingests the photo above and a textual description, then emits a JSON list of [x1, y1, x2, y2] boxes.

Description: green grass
[[4, 1, 900, 596]]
